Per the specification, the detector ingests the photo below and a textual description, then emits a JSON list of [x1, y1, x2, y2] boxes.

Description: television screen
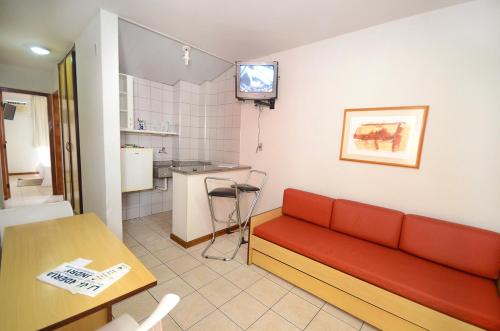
[[3, 103, 16, 120], [236, 61, 278, 100]]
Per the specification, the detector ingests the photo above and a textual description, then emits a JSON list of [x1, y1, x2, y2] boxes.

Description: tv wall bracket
[[254, 98, 276, 110]]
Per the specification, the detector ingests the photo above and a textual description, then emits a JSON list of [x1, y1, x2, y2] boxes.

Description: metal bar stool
[[202, 170, 267, 261]]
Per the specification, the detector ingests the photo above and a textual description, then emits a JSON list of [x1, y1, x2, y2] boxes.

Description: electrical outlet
[[257, 143, 263, 151]]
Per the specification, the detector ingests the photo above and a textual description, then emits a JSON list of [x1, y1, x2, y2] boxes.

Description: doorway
[[0, 88, 63, 207]]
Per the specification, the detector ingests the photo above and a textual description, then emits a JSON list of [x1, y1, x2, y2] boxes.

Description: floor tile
[[123, 233, 139, 248], [220, 292, 267, 329], [198, 277, 242, 307], [153, 245, 187, 262], [161, 314, 182, 331], [143, 237, 174, 252], [212, 237, 239, 253], [248, 264, 269, 276], [291, 287, 324, 308], [246, 277, 288, 307], [169, 292, 216, 329], [248, 310, 300, 331], [189, 310, 241, 331], [225, 265, 263, 290], [148, 264, 177, 284], [112, 291, 157, 322], [129, 244, 149, 258], [137, 252, 162, 269], [360, 322, 381, 331], [265, 273, 294, 290], [272, 292, 320, 329], [305, 310, 357, 331], [149, 276, 194, 300], [181, 265, 219, 289], [205, 257, 241, 275], [165, 254, 201, 275], [322, 303, 363, 329]]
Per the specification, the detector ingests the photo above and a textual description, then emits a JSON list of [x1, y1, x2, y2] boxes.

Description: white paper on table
[[37, 262, 131, 297], [69, 258, 93, 267]]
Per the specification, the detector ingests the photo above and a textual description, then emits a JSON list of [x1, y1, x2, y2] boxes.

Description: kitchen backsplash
[[121, 67, 241, 220]]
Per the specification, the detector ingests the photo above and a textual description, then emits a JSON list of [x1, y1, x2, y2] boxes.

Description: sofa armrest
[[250, 207, 282, 235]]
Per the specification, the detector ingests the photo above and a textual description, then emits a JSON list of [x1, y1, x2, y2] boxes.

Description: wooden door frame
[[50, 91, 64, 195], [0, 87, 62, 198]]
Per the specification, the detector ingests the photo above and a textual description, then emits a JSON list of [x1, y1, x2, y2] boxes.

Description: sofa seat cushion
[[254, 216, 500, 331]]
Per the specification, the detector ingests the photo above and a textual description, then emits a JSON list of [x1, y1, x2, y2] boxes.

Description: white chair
[[97, 294, 180, 331], [0, 201, 73, 246]]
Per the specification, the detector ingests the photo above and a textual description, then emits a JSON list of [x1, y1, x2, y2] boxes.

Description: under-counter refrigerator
[[120, 148, 153, 192]]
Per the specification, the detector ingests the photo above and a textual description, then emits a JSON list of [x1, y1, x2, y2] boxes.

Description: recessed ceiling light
[[30, 46, 50, 55]]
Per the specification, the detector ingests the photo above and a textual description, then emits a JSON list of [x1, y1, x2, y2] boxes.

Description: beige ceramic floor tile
[[248, 310, 300, 331], [153, 245, 187, 262], [138, 252, 162, 269], [143, 237, 174, 252], [225, 265, 263, 290], [198, 277, 242, 307], [148, 264, 177, 284], [272, 292, 320, 329], [205, 257, 241, 275], [169, 292, 216, 329], [189, 246, 223, 262], [149, 276, 194, 300], [305, 310, 357, 331], [129, 244, 149, 258], [291, 287, 324, 308], [248, 264, 269, 276], [360, 322, 381, 331], [265, 273, 294, 290], [123, 233, 139, 248], [246, 277, 288, 307], [165, 254, 201, 275], [181, 265, 220, 289], [212, 237, 239, 253], [322, 303, 363, 329], [189, 310, 241, 331], [220, 292, 267, 329], [160, 314, 182, 331], [112, 291, 157, 322]]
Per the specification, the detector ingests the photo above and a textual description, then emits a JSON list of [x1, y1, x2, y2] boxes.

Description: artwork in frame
[[339, 106, 429, 168]]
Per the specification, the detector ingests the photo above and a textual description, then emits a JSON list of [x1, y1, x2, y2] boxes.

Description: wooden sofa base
[[248, 209, 484, 331]]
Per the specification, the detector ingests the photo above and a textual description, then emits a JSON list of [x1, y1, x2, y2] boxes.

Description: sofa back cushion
[[282, 188, 334, 228], [331, 199, 404, 248], [400, 214, 500, 279]]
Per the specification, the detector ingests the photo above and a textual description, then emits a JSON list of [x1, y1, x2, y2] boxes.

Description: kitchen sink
[[153, 160, 211, 178]]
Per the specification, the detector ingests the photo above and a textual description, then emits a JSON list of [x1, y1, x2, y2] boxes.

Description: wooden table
[[0, 213, 156, 331]]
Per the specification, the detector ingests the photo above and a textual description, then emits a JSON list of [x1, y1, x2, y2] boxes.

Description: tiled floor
[[5, 174, 63, 208], [116, 212, 380, 331]]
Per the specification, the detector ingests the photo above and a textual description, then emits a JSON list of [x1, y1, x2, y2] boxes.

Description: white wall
[[240, 0, 500, 232], [76, 9, 122, 238], [0, 63, 57, 94], [2, 92, 45, 173]]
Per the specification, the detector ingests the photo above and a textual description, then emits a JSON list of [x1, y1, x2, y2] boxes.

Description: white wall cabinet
[[119, 73, 134, 129]]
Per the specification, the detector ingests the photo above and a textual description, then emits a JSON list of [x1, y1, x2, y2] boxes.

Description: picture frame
[[339, 106, 429, 168]]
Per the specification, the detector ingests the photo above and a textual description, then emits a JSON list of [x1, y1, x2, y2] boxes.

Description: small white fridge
[[120, 148, 153, 192]]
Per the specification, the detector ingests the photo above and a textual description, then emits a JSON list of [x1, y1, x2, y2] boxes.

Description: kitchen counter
[[171, 164, 251, 175]]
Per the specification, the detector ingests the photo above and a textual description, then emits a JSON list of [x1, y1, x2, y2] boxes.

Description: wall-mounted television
[[3, 103, 16, 120], [235, 61, 278, 101]]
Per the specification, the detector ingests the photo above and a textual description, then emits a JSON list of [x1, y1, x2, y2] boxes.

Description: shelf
[[120, 109, 129, 112], [120, 128, 179, 136], [119, 91, 127, 95]]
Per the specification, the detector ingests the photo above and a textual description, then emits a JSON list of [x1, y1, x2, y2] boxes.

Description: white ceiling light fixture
[[182, 45, 190, 66], [30, 46, 50, 55]]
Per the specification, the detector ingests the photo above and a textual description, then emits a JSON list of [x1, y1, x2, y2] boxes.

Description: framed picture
[[339, 106, 429, 168]]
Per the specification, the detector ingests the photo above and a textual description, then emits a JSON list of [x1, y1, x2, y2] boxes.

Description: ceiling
[[118, 20, 232, 85], [0, 0, 471, 71]]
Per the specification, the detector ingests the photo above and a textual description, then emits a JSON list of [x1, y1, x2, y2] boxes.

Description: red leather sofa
[[249, 188, 500, 331]]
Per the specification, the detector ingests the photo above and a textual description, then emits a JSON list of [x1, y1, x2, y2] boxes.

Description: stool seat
[[208, 187, 237, 198], [230, 184, 260, 192]]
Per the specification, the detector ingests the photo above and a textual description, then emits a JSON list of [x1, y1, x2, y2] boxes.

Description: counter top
[[171, 164, 251, 175]]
